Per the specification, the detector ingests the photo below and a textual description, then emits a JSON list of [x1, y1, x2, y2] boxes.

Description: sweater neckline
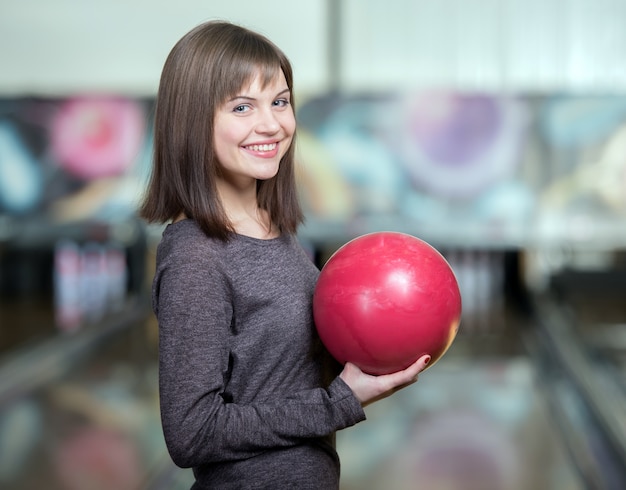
[[166, 219, 288, 245]]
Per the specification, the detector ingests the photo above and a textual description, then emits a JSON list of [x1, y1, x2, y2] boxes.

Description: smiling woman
[[138, 20, 431, 490], [212, 73, 296, 234], [140, 22, 301, 241]]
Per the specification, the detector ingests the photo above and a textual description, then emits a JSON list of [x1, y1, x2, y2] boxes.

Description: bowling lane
[[0, 309, 164, 490], [2, 246, 622, 490], [336, 324, 584, 490], [335, 249, 626, 490], [529, 266, 626, 489]]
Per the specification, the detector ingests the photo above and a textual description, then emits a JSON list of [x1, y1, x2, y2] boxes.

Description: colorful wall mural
[[296, 92, 626, 247], [0, 97, 152, 223], [1, 93, 626, 248]]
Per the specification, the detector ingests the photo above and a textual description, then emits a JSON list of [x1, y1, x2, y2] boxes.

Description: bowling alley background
[[1, 1, 626, 489]]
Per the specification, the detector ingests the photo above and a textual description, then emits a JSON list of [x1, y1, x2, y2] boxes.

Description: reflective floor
[[1, 275, 624, 490], [338, 354, 583, 490]]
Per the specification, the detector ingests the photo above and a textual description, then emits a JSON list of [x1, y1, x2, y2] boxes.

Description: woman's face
[[213, 70, 295, 189]]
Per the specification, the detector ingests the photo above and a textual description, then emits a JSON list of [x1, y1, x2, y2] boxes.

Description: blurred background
[[1, 0, 625, 488]]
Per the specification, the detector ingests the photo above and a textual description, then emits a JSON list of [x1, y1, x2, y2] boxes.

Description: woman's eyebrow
[[228, 88, 290, 102]]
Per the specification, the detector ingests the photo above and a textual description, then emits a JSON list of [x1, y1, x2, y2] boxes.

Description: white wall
[[0, 0, 329, 96], [1, 0, 626, 96], [340, 0, 626, 93]]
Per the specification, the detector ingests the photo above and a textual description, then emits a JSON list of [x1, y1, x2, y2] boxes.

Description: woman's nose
[[255, 109, 281, 134]]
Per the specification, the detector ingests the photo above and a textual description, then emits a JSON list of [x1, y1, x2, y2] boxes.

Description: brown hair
[[139, 21, 303, 240]]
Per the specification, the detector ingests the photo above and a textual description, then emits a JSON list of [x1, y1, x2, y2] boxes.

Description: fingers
[[415, 353, 432, 371], [340, 355, 433, 407], [386, 354, 432, 385], [411, 353, 432, 377]]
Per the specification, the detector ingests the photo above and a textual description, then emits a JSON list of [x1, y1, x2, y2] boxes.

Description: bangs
[[214, 34, 291, 104], [225, 62, 283, 100]]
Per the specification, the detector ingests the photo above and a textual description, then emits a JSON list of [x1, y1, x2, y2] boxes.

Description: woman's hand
[[339, 355, 431, 407]]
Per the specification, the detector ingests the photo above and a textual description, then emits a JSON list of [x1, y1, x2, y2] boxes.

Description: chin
[[255, 164, 281, 181]]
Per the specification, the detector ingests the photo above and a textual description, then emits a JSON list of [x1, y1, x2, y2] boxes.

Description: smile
[[243, 143, 277, 152]]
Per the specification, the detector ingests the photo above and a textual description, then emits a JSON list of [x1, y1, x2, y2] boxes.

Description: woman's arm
[[155, 252, 365, 468]]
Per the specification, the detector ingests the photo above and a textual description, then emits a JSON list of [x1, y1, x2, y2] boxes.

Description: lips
[[242, 141, 281, 158]]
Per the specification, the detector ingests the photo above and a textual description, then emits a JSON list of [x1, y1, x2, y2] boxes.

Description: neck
[[217, 179, 277, 239]]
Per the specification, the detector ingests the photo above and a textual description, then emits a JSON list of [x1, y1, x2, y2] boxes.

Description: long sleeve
[[153, 222, 366, 470]]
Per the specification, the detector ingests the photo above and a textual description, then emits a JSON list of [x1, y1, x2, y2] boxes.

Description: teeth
[[246, 143, 276, 152]]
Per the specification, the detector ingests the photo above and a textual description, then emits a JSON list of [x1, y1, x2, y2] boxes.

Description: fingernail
[[424, 356, 431, 365]]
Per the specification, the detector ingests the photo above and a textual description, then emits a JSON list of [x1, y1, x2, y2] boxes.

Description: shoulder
[[155, 219, 229, 273], [151, 221, 232, 317], [158, 219, 221, 254]]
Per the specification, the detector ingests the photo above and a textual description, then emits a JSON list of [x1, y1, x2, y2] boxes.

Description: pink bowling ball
[[313, 232, 462, 375]]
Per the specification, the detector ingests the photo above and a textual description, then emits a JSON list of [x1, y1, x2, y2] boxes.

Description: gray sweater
[[152, 220, 366, 489]]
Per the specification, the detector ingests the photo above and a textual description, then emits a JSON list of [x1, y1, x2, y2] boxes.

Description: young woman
[[140, 21, 431, 489]]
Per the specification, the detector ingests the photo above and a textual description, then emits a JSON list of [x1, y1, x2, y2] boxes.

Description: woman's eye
[[234, 104, 249, 113], [273, 99, 289, 108]]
